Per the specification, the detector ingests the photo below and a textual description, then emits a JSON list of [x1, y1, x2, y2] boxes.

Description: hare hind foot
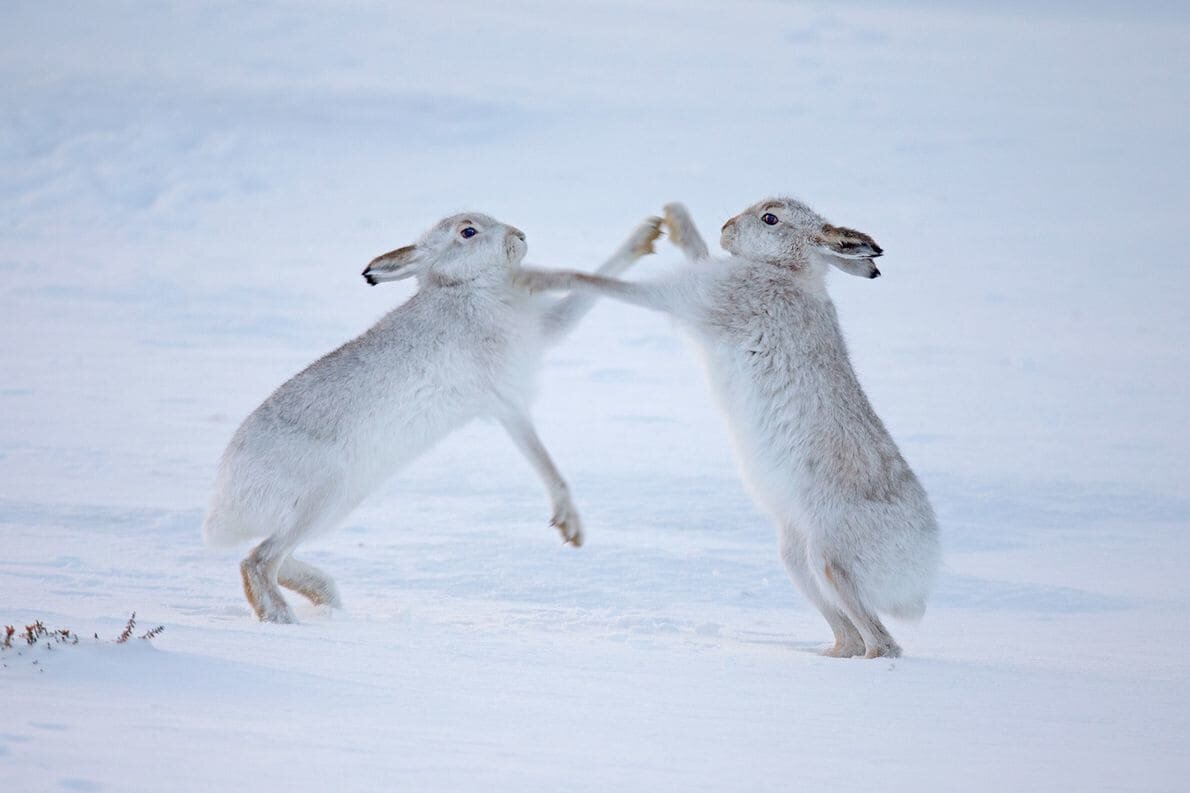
[[278, 556, 342, 608], [240, 556, 297, 623]]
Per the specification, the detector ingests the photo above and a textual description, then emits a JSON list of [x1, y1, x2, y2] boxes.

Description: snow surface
[[3, 2, 1189, 791]]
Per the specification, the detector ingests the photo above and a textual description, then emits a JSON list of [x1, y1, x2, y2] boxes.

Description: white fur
[[202, 213, 663, 623], [517, 199, 939, 658]]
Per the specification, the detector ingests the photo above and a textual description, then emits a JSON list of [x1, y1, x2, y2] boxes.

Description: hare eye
[[761, 213, 779, 226], [460, 227, 478, 239]]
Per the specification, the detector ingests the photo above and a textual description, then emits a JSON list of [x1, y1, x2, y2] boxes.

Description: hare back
[[205, 284, 543, 543]]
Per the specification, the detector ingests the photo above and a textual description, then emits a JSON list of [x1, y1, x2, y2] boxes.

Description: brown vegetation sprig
[[2, 613, 163, 654], [0, 621, 79, 649], [115, 613, 137, 643]]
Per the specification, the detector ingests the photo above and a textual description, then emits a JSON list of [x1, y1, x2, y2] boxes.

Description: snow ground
[[2, 2, 1189, 791]]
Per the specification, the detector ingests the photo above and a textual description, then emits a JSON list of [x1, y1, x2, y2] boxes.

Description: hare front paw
[[661, 202, 709, 259], [550, 501, 584, 547], [625, 216, 664, 257], [662, 203, 693, 245]]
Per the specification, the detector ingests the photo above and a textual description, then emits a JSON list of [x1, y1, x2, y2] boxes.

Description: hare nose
[[508, 227, 526, 242], [721, 217, 737, 232]]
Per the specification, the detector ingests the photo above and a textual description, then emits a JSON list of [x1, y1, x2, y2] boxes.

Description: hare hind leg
[[820, 560, 902, 659], [241, 536, 298, 624], [278, 556, 342, 608], [779, 529, 865, 657], [241, 485, 344, 623]]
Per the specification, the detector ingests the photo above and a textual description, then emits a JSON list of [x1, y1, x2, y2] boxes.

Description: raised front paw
[[662, 203, 693, 243], [662, 202, 708, 259], [624, 216, 664, 257], [550, 502, 584, 547]]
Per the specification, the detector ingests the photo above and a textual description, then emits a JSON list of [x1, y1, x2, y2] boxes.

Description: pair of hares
[[202, 198, 940, 658]]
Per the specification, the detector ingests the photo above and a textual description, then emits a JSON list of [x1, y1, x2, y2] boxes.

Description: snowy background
[[3, 2, 1188, 791]]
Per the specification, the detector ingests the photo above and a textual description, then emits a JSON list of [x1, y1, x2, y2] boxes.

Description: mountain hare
[[203, 212, 663, 623], [517, 199, 939, 658]]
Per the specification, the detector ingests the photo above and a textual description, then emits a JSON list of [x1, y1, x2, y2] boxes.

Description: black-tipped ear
[[824, 255, 881, 279], [814, 224, 883, 260], [362, 244, 421, 285]]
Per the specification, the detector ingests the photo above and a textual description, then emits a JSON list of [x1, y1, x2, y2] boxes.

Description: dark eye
[[460, 227, 477, 239], [761, 213, 779, 226]]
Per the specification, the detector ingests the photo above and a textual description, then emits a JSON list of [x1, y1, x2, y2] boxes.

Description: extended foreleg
[[518, 268, 682, 316], [539, 216, 664, 341], [498, 408, 583, 547]]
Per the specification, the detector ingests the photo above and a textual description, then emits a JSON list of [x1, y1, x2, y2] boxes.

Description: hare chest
[[692, 283, 834, 520], [355, 288, 541, 458]]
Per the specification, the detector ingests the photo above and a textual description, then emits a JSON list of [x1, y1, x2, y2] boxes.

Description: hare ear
[[823, 254, 881, 279], [362, 244, 423, 285], [812, 224, 883, 260]]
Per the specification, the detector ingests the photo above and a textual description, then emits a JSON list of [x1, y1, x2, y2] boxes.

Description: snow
[[2, 2, 1188, 791]]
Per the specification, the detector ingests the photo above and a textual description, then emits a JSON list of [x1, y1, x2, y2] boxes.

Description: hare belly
[[724, 410, 809, 519], [349, 387, 481, 476], [708, 360, 811, 519]]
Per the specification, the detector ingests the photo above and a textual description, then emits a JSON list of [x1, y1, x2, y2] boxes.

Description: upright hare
[[518, 199, 939, 658]]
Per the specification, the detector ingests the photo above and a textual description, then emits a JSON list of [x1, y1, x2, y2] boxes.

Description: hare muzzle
[[505, 227, 528, 262]]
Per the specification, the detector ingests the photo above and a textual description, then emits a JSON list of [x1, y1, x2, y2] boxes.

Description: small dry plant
[[114, 612, 165, 643], [2, 613, 165, 658]]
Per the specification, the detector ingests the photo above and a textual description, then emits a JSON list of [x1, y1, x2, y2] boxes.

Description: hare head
[[719, 197, 883, 278], [363, 212, 527, 286]]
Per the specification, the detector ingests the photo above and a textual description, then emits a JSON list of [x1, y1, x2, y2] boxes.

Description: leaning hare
[[203, 212, 662, 622]]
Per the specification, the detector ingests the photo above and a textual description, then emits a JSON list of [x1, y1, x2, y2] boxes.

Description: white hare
[[202, 212, 663, 623], [518, 199, 939, 658]]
